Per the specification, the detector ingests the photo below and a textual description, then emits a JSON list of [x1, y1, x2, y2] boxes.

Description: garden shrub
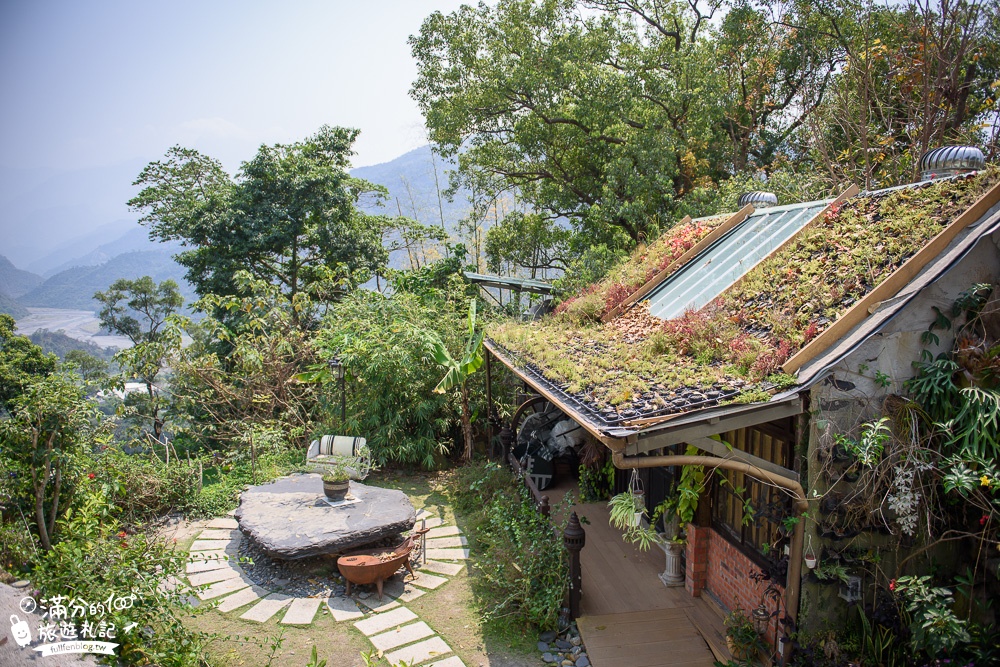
[[451, 462, 568, 631], [96, 446, 199, 525]]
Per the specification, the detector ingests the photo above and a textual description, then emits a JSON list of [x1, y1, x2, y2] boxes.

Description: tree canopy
[[129, 126, 390, 317]]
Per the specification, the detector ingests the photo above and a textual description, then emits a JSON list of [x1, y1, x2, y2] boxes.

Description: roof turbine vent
[[737, 191, 778, 209], [919, 145, 984, 181]]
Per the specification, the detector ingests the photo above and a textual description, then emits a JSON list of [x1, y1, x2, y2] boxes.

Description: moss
[[491, 169, 1000, 421]]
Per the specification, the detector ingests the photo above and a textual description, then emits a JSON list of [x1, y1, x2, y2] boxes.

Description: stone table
[[235, 474, 415, 560]]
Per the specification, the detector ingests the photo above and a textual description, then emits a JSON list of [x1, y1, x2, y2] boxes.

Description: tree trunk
[[460, 383, 474, 461]]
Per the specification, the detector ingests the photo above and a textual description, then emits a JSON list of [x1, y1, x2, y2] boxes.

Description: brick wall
[[685, 524, 785, 647]]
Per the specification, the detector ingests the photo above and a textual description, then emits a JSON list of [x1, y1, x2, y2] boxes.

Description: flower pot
[[323, 479, 350, 501], [804, 554, 818, 569], [633, 511, 644, 527]]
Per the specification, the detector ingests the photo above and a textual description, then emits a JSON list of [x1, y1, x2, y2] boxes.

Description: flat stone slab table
[[235, 474, 415, 560]]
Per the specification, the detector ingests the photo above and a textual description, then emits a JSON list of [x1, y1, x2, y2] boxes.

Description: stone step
[[215, 585, 266, 613], [187, 550, 229, 563], [187, 566, 242, 587], [189, 539, 235, 552], [240, 594, 293, 623], [359, 594, 400, 613], [420, 560, 464, 576], [196, 529, 238, 540], [428, 657, 467, 667], [381, 580, 426, 603], [156, 576, 184, 594], [354, 606, 418, 636], [369, 621, 435, 652], [385, 636, 451, 666], [409, 572, 449, 591], [281, 597, 323, 625], [425, 548, 469, 561], [424, 526, 461, 539], [415, 509, 431, 521], [424, 536, 467, 549], [327, 596, 363, 622], [207, 517, 239, 529], [196, 576, 251, 601], [186, 557, 233, 574]]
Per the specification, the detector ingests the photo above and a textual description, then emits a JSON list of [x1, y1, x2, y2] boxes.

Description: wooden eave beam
[[783, 177, 1000, 374], [603, 207, 755, 322], [484, 340, 633, 449], [686, 435, 799, 482]]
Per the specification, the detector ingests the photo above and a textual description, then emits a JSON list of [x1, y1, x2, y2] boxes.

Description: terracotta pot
[[323, 479, 349, 501]]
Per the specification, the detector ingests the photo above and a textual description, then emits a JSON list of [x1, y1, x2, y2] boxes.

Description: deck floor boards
[[546, 484, 726, 667]]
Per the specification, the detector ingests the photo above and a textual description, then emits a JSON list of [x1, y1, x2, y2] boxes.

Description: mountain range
[[0, 144, 472, 318]]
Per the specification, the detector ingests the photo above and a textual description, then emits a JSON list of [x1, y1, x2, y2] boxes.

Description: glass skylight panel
[[645, 200, 833, 320]]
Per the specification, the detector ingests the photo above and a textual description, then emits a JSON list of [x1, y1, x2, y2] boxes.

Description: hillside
[[0, 255, 43, 297], [18, 250, 197, 311], [42, 226, 181, 277], [0, 290, 28, 318]]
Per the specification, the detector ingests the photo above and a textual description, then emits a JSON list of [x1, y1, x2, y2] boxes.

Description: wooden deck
[[547, 485, 729, 667]]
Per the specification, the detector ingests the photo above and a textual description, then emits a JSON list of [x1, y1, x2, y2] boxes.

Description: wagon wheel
[[510, 396, 561, 491]]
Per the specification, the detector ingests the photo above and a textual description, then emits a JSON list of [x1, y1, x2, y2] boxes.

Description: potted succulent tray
[[313, 455, 352, 501]]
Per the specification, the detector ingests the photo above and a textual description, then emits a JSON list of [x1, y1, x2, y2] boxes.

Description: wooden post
[[499, 424, 514, 464], [564, 511, 586, 620], [539, 495, 550, 518], [485, 352, 494, 458]]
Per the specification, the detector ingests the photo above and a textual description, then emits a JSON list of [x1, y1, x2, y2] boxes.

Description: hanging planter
[[632, 488, 645, 527], [804, 536, 818, 569]]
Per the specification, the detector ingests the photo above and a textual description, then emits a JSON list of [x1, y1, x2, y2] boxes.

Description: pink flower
[[889, 579, 896, 592], [88, 473, 95, 479]]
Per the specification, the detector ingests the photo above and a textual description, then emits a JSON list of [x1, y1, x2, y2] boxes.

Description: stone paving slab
[[415, 509, 431, 520], [207, 517, 239, 529], [382, 580, 426, 603], [215, 585, 267, 613], [428, 657, 467, 667], [196, 529, 238, 540], [385, 636, 452, 666], [360, 595, 400, 613], [187, 550, 229, 562], [354, 607, 418, 636], [424, 526, 461, 539], [190, 539, 234, 552], [197, 576, 251, 601], [424, 536, 467, 548], [420, 517, 444, 529], [420, 560, 464, 576], [409, 572, 449, 590], [281, 597, 323, 624], [186, 557, 234, 573], [187, 566, 242, 587], [425, 548, 469, 560], [370, 621, 435, 652], [240, 594, 293, 622], [157, 575, 184, 594], [327, 596, 363, 622]]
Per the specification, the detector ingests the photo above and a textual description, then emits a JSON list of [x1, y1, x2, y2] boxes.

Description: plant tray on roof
[[490, 169, 1000, 428]]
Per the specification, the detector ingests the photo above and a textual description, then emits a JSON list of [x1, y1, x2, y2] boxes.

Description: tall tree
[[129, 126, 389, 321], [94, 277, 183, 440], [0, 313, 57, 414]]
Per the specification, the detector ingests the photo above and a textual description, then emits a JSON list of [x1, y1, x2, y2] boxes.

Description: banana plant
[[426, 298, 485, 460]]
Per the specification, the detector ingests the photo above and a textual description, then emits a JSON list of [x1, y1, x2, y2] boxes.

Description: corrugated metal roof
[[463, 272, 559, 294], [645, 199, 833, 319]]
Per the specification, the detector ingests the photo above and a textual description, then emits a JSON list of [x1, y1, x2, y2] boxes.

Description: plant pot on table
[[323, 478, 350, 501]]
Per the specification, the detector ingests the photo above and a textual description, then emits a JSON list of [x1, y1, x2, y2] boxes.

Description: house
[[483, 147, 1000, 661]]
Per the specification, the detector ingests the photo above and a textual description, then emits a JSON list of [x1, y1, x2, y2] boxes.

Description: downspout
[[610, 447, 806, 665]]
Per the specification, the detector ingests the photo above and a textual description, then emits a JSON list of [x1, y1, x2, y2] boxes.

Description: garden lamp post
[[329, 356, 345, 426]]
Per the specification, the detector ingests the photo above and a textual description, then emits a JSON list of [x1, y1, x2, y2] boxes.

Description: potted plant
[[313, 455, 353, 501], [724, 605, 766, 661], [608, 491, 660, 550]]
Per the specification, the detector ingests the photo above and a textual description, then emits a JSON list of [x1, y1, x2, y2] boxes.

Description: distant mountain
[[28, 219, 140, 277], [18, 250, 197, 311], [0, 160, 145, 270], [41, 226, 180, 277], [352, 145, 473, 269], [0, 290, 28, 318], [0, 255, 43, 297]]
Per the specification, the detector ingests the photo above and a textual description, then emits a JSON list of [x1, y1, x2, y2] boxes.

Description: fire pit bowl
[[337, 536, 419, 599]]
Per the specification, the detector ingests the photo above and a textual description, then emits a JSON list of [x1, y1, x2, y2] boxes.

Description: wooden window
[[711, 420, 794, 573]]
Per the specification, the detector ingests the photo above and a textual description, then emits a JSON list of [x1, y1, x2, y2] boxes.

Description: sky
[[0, 0, 467, 174]]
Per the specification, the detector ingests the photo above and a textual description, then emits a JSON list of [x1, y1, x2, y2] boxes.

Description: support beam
[[687, 436, 799, 482]]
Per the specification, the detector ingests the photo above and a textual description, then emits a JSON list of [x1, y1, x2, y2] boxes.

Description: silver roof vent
[[919, 145, 984, 181], [737, 191, 778, 208]]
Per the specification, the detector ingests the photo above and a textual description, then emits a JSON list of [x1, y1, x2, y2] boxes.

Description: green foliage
[[724, 605, 767, 658], [578, 458, 614, 502], [836, 417, 891, 467], [94, 446, 200, 525], [608, 491, 660, 550], [185, 448, 303, 518], [677, 448, 705, 525], [315, 288, 472, 468], [0, 313, 57, 413], [426, 298, 485, 460], [484, 210, 573, 276], [894, 575, 971, 655], [129, 126, 388, 311], [451, 461, 568, 631], [28, 328, 117, 363]]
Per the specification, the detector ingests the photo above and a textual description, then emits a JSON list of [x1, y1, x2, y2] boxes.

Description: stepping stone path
[[183, 508, 470, 666]]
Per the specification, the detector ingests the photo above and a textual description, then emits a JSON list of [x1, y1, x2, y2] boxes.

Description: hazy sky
[[0, 0, 466, 173]]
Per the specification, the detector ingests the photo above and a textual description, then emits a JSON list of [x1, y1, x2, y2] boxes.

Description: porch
[[546, 483, 731, 667]]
